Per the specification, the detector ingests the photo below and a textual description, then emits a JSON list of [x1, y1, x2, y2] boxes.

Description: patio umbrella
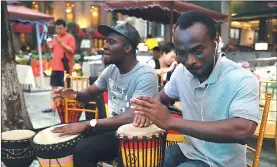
[[102, 1, 228, 41], [8, 5, 54, 88]]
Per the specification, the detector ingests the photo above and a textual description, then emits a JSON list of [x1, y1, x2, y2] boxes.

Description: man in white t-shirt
[[131, 11, 259, 167]]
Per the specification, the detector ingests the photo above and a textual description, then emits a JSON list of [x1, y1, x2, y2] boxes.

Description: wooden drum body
[[31, 125, 84, 167], [116, 124, 167, 167], [53, 96, 83, 123], [166, 114, 186, 147], [1, 130, 36, 167]]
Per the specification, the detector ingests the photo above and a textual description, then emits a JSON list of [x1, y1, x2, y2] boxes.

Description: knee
[[162, 144, 181, 167], [73, 140, 98, 161], [73, 142, 86, 161]]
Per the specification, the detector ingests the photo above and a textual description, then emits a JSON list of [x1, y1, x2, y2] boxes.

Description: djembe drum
[[53, 96, 83, 123], [166, 113, 185, 147], [1, 130, 36, 167], [116, 124, 167, 167], [31, 124, 84, 167], [166, 106, 186, 147]]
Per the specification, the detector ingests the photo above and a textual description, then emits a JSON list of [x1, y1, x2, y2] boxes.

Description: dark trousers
[[73, 127, 119, 167]]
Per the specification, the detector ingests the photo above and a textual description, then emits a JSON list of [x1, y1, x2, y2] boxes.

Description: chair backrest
[[247, 93, 272, 167], [63, 74, 90, 91], [62, 74, 98, 123], [259, 81, 276, 100]]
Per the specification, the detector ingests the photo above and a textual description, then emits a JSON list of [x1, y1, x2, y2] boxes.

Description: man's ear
[[124, 45, 132, 54]]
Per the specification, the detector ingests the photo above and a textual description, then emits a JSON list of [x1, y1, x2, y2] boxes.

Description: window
[[91, 6, 100, 27], [254, 31, 259, 43], [230, 28, 240, 39], [32, 1, 39, 11], [66, 2, 75, 22]]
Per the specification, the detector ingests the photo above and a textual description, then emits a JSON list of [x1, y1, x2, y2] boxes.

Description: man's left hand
[[131, 96, 173, 130], [133, 114, 152, 128]]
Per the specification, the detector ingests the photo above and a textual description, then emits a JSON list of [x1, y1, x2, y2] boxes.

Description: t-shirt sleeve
[[68, 36, 76, 53], [132, 72, 158, 98], [229, 76, 259, 123], [94, 65, 110, 91], [164, 65, 181, 99], [147, 59, 156, 69]]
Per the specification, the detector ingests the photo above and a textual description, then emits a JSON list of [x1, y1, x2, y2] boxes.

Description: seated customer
[[52, 21, 158, 167], [147, 42, 178, 86], [152, 46, 161, 60]]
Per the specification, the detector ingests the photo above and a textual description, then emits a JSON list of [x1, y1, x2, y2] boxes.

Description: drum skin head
[[33, 124, 79, 145], [117, 123, 165, 136], [2, 130, 36, 141]]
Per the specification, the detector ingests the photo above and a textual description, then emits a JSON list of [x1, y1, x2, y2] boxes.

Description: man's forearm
[[60, 42, 74, 54], [170, 117, 256, 144], [76, 87, 96, 104]]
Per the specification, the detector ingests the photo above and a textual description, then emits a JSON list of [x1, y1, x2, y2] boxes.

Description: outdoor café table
[[16, 64, 36, 91]]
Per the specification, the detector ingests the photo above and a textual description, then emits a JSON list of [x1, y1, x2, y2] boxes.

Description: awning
[[102, 1, 228, 24], [102, 1, 228, 41], [8, 5, 54, 24], [7, 5, 54, 88], [12, 24, 43, 33]]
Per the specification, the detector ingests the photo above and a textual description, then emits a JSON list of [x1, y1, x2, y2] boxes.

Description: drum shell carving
[[117, 131, 167, 167], [2, 136, 35, 167], [31, 125, 85, 167]]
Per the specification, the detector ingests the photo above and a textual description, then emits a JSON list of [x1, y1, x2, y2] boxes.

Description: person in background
[[43, 19, 76, 113], [152, 46, 161, 60], [147, 42, 178, 86]]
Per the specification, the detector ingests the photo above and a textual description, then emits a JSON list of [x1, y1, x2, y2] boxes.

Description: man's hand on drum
[[53, 88, 77, 99], [133, 114, 152, 128], [51, 122, 89, 136], [131, 96, 174, 130]]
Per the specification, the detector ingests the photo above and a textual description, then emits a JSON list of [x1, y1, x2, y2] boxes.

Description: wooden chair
[[257, 80, 277, 166], [247, 93, 273, 167], [63, 75, 99, 123]]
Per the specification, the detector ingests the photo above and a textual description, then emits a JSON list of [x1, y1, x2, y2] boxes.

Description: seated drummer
[[52, 21, 158, 167], [131, 11, 259, 167]]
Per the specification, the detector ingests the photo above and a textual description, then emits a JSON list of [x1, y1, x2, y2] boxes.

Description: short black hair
[[147, 34, 152, 38], [161, 42, 175, 54], [174, 11, 216, 40], [152, 46, 160, 52], [55, 19, 66, 27]]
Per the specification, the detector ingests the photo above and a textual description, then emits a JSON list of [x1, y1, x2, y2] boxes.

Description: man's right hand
[[168, 61, 178, 72], [54, 88, 77, 99], [51, 122, 90, 136]]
